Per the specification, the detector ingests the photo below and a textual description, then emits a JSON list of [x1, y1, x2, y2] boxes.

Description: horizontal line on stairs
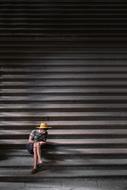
[[2, 147, 127, 158], [0, 0, 126, 3], [0, 4, 125, 6], [1, 11, 127, 13], [2, 95, 127, 100], [1, 27, 127, 30], [1, 52, 127, 56], [1, 157, 127, 167], [2, 82, 127, 87], [1, 5, 127, 8], [1, 129, 127, 136], [0, 1, 126, 3], [1, 103, 127, 108], [1, 112, 127, 117], [2, 93, 127, 97], [1, 108, 127, 113], [2, 79, 127, 83], [0, 20, 126, 25], [0, 12, 127, 14], [1, 139, 127, 145], [0, 37, 126, 41], [1, 120, 127, 128], [1, 11, 127, 15], [2, 88, 127, 94], [3, 73, 127, 77], [1, 168, 127, 179], [1, 100, 127, 104], [0, 135, 126, 140], [1, 165, 127, 171], [1, 57, 127, 60], [1, 61, 127, 66], [0, 125, 127, 131], [1, 9, 127, 12], [0, 101, 127, 105], [1, 117, 127, 121], [3, 152, 127, 161], [1, 134, 127, 140], [0, 2, 125, 4], [2, 87, 127, 91], [0, 42, 126, 46], [3, 165, 127, 173], [1, 18, 127, 21], [4, 148, 127, 157], [2, 51, 127, 54], [2, 75, 127, 80], [3, 67, 127, 71]]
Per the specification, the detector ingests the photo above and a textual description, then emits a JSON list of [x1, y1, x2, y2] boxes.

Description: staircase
[[1, 0, 127, 183]]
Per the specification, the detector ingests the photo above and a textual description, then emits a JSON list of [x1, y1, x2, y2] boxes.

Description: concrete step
[[3, 149, 127, 160], [2, 66, 127, 73], [2, 88, 127, 94], [1, 103, 127, 113], [1, 139, 127, 149], [2, 81, 127, 87], [1, 167, 127, 182], [2, 111, 127, 118], [1, 120, 127, 130], [3, 73, 127, 79], [1, 103, 127, 108], [1, 156, 127, 167], [1, 138, 127, 145], [1, 129, 127, 136], [1, 60, 127, 66], [2, 95, 127, 101], [2, 54, 127, 59]]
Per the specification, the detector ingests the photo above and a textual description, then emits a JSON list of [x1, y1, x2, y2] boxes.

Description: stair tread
[[3, 67, 127, 72], [1, 158, 127, 166], [5, 148, 127, 156], [2, 61, 127, 66], [1, 103, 127, 109], [1, 138, 127, 144], [3, 88, 127, 94], [2, 81, 127, 86], [2, 96, 127, 101], [1, 120, 127, 126], [3, 73, 127, 78], [0, 168, 127, 178], [2, 111, 127, 117], [1, 129, 127, 135]]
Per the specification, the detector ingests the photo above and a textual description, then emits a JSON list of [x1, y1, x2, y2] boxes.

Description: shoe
[[37, 161, 43, 167], [31, 168, 37, 174], [37, 163, 43, 168]]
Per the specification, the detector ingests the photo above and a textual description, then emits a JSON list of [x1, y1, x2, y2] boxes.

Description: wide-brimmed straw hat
[[37, 122, 51, 129]]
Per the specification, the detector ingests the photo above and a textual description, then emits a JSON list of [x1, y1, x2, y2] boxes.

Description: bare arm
[[28, 134, 34, 144]]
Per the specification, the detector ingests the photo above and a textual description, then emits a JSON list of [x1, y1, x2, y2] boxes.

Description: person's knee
[[35, 142, 40, 149]]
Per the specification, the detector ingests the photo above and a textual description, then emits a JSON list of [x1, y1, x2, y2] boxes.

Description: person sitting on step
[[26, 122, 50, 174]]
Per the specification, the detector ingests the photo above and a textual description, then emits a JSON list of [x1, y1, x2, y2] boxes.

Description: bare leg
[[36, 142, 43, 164], [33, 143, 38, 169]]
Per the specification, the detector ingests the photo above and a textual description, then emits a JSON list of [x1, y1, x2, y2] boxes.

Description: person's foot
[[37, 161, 43, 168], [38, 160, 43, 165], [31, 168, 37, 174]]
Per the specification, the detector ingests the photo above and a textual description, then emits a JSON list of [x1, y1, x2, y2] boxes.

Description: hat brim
[[36, 126, 52, 129]]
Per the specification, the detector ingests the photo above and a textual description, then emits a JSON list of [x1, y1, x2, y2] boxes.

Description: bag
[[26, 143, 33, 154]]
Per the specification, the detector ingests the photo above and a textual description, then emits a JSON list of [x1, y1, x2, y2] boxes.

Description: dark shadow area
[[1, 0, 127, 61], [0, 149, 12, 161]]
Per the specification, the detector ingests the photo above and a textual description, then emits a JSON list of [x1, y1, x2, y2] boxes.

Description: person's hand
[[39, 141, 46, 145]]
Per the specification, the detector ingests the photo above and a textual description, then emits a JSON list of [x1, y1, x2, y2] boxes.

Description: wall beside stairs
[[1, 0, 127, 181]]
